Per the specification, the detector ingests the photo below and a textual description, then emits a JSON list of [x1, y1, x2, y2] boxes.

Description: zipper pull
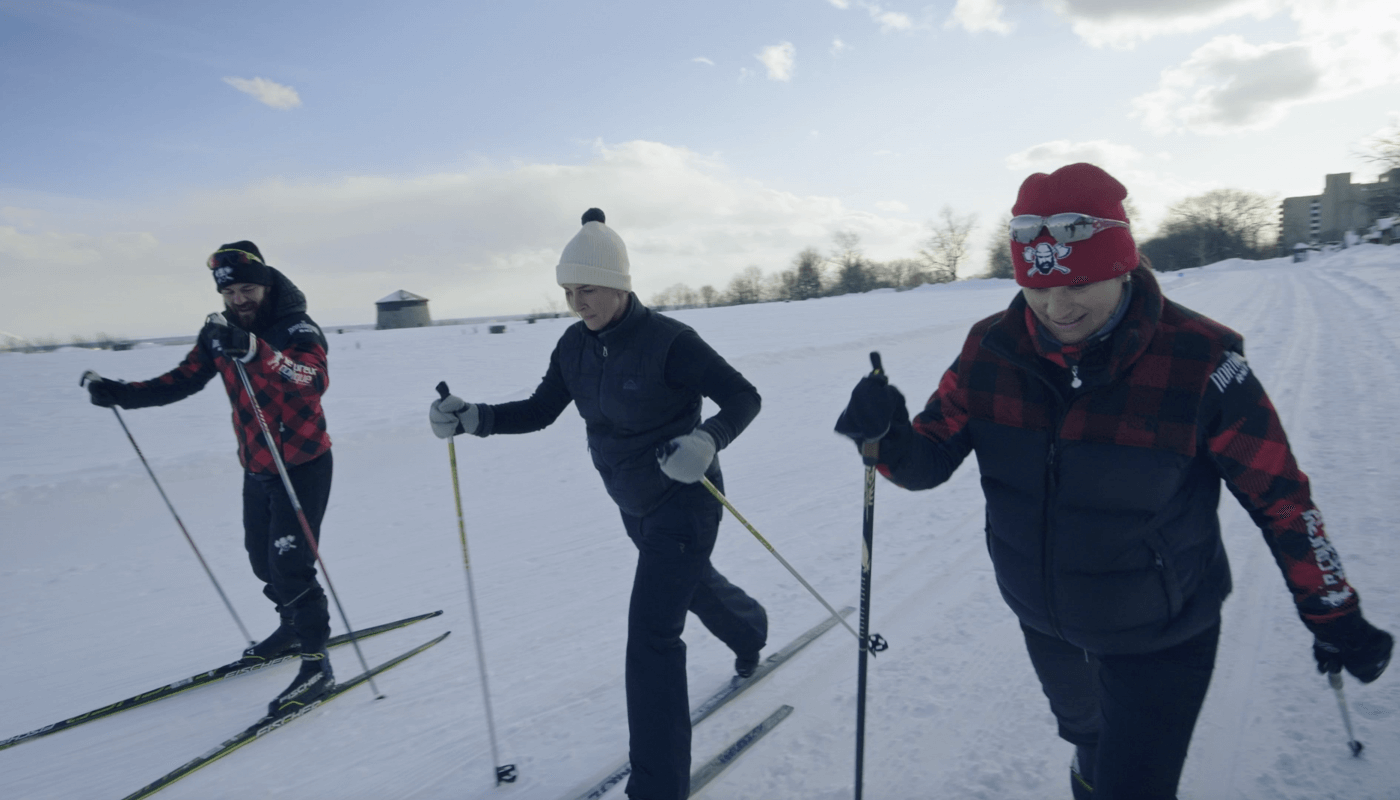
[[602, 345, 608, 357], [1070, 365, 1082, 389]]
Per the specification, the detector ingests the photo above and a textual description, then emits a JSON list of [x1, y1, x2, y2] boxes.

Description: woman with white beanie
[[429, 209, 769, 800]]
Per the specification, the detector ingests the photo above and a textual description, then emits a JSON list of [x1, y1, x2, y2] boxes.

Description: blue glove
[[658, 430, 716, 483]]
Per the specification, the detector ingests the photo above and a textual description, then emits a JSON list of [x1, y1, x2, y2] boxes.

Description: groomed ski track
[[2, 249, 1397, 798]]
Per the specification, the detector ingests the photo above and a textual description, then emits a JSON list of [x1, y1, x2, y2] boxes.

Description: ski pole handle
[[436, 381, 451, 400], [80, 370, 102, 387], [862, 352, 884, 465]]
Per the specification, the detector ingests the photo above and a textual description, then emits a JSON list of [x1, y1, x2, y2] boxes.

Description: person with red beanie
[[835, 163, 1392, 799]]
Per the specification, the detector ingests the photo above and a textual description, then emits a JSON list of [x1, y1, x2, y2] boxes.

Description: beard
[[226, 291, 275, 333]]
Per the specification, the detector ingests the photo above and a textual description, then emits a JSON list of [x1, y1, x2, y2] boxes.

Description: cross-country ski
[[118, 632, 450, 800], [0, 610, 441, 752]]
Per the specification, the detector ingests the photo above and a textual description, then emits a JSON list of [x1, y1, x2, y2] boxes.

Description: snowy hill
[[2, 247, 1398, 800]]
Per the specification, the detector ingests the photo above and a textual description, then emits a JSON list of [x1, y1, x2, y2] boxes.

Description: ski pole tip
[[1350, 739, 1364, 757]]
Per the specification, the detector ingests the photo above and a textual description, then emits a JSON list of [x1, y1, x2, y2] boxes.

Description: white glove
[[429, 394, 479, 439], [658, 430, 716, 483]]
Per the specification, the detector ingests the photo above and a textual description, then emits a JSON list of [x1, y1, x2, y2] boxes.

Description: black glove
[[835, 375, 905, 443], [84, 375, 127, 408], [1313, 613, 1393, 683], [205, 312, 256, 360]]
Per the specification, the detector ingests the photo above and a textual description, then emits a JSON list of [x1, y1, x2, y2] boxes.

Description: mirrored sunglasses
[[1010, 213, 1131, 245]]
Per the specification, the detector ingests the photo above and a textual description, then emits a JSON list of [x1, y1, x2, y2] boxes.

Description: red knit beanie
[[1010, 163, 1138, 288]]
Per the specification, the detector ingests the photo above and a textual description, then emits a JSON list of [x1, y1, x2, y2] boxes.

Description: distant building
[[1278, 168, 1400, 249], [375, 290, 431, 330]]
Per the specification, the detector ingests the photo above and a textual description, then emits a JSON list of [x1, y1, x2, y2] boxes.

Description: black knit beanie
[[208, 240, 273, 289]]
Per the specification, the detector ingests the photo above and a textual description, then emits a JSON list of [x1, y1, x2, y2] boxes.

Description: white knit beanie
[[556, 208, 632, 291]]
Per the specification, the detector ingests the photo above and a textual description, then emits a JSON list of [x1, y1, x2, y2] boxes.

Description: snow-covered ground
[[2, 247, 1398, 800]]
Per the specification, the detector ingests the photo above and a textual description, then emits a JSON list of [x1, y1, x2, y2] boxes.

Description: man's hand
[[1313, 613, 1393, 683], [81, 371, 127, 408], [834, 375, 905, 443], [205, 312, 257, 361]]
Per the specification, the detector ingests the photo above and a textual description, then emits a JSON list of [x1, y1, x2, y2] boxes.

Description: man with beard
[[84, 241, 337, 718]]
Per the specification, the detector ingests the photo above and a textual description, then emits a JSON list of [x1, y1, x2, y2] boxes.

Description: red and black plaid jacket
[[117, 269, 331, 475], [876, 268, 1357, 654]]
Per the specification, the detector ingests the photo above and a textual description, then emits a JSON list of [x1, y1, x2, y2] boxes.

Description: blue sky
[[3, 0, 1398, 340]]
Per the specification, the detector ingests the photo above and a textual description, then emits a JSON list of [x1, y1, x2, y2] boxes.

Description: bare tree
[[698, 285, 718, 307], [830, 231, 873, 295], [790, 247, 825, 300], [1141, 188, 1278, 270], [722, 266, 766, 305], [919, 206, 977, 283], [882, 258, 930, 288], [980, 214, 1016, 280], [1356, 125, 1400, 218]]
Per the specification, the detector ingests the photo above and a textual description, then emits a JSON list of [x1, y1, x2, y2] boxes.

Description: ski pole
[[855, 351, 890, 800], [81, 370, 255, 647], [1328, 671, 1365, 756], [436, 381, 517, 786], [227, 352, 382, 699], [698, 476, 862, 644]]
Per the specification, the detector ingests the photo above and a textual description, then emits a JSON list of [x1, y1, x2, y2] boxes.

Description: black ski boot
[[267, 651, 334, 717], [1071, 744, 1095, 799], [734, 650, 761, 680], [238, 621, 299, 666]]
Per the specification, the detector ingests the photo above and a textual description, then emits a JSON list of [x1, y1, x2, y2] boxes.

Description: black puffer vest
[[960, 271, 1239, 654], [555, 300, 709, 517]]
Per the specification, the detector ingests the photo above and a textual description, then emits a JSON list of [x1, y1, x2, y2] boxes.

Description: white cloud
[[946, 0, 1014, 34], [1132, 37, 1321, 134], [223, 77, 302, 110], [1018, 0, 1400, 134], [1045, 0, 1282, 49], [0, 141, 927, 338], [692, 56, 715, 66], [831, 37, 850, 55], [829, 0, 851, 8], [863, 2, 914, 32], [757, 42, 796, 81]]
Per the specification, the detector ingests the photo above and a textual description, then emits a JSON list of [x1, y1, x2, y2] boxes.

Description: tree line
[[660, 129, 1400, 306], [651, 207, 977, 309]]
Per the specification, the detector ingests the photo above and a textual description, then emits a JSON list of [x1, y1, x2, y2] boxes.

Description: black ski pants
[[1022, 620, 1220, 800], [243, 451, 333, 654], [620, 477, 768, 800]]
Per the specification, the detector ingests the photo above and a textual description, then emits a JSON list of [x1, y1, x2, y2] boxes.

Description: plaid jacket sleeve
[[878, 356, 976, 490], [120, 340, 219, 408], [1202, 351, 1359, 628]]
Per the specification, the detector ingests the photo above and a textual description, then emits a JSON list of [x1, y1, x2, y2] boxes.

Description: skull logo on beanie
[[1010, 163, 1138, 288], [208, 240, 273, 290], [556, 209, 632, 292]]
